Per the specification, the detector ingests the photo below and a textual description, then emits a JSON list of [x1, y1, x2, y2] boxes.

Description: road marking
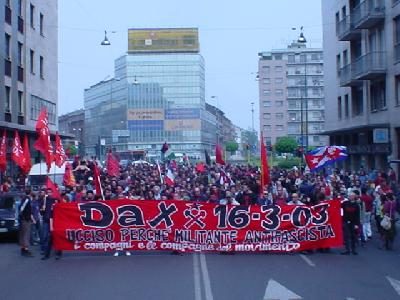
[[263, 279, 302, 300], [387, 276, 400, 296], [299, 254, 316, 267], [193, 254, 202, 300], [200, 253, 214, 300]]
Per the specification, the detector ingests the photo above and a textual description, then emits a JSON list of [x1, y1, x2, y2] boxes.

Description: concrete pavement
[[1, 236, 400, 300]]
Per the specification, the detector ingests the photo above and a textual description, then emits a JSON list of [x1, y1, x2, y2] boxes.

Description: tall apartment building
[[85, 28, 216, 160], [322, 0, 400, 171], [258, 42, 327, 149], [0, 0, 58, 171]]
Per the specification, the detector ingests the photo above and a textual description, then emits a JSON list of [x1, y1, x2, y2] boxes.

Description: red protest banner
[[53, 200, 343, 253]]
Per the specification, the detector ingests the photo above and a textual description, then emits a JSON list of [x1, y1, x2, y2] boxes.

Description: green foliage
[[167, 152, 176, 159], [274, 136, 298, 154], [68, 145, 77, 156], [225, 141, 239, 154], [277, 157, 301, 169]]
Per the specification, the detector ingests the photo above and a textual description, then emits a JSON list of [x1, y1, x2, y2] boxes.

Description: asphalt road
[[1, 235, 400, 300]]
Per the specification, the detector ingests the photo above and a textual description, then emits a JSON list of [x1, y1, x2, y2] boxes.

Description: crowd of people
[[7, 155, 400, 259]]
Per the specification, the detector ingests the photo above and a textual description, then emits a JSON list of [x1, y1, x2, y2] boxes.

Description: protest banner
[[53, 200, 343, 253]]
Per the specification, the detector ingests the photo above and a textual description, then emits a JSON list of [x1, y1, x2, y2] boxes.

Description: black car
[[0, 192, 23, 236]]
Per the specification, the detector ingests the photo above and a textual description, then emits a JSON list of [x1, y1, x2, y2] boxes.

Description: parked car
[[0, 192, 23, 236]]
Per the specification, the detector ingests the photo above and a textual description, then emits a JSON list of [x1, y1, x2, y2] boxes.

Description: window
[[370, 81, 386, 111], [263, 113, 271, 119], [40, 13, 44, 35], [312, 100, 320, 107], [30, 49, 34, 73], [312, 87, 321, 96], [263, 78, 271, 84], [289, 113, 297, 121], [396, 75, 400, 106], [18, 42, 23, 66], [300, 54, 307, 63], [275, 66, 283, 72], [263, 89, 271, 96], [30, 3, 35, 28], [40, 56, 44, 78], [344, 94, 349, 118], [275, 89, 284, 96], [5, 34, 11, 59], [264, 125, 271, 131], [338, 96, 342, 120], [18, 0, 22, 16], [288, 55, 295, 63], [274, 54, 283, 60], [5, 86, 11, 112], [313, 136, 320, 142], [275, 113, 284, 120], [275, 101, 283, 107], [336, 54, 341, 76], [311, 53, 320, 61], [263, 101, 271, 107], [395, 16, 400, 62], [262, 66, 270, 73], [275, 78, 283, 84], [276, 125, 284, 131], [30, 95, 56, 124], [18, 91, 23, 114]]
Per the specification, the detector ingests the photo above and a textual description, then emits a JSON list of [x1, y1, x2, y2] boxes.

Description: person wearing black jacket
[[341, 192, 361, 255], [40, 188, 56, 256], [19, 189, 34, 257], [236, 184, 257, 206]]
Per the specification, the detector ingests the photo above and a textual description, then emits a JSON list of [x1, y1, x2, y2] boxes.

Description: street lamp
[[101, 30, 111, 46], [251, 102, 255, 133], [211, 96, 219, 145], [297, 27, 308, 152]]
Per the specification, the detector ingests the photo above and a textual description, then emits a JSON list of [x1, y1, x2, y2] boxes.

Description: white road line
[[299, 254, 316, 267], [193, 254, 202, 300], [200, 253, 214, 300]]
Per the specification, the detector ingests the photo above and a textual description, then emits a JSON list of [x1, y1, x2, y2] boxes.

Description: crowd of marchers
[[5, 155, 399, 259]]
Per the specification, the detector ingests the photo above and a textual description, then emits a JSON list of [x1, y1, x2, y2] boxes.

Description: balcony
[[5, 5, 11, 25], [352, 51, 386, 80], [352, 0, 385, 29], [339, 64, 363, 87], [336, 15, 361, 41]]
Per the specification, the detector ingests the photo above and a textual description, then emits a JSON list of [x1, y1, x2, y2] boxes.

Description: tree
[[274, 136, 298, 154], [242, 129, 258, 152], [225, 141, 239, 154]]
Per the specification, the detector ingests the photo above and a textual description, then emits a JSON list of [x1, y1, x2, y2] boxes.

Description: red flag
[[196, 162, 205, 173], [93, 163, 104, 199], [12, 130, 26, 170], [260, 133, 270, 191], [63, 162, 76, 187], [54, 132, 67, 167], [34, 107, 53, 172], [46, 177, 61, 200], [215, 144, 225, 165], [164, 168, 175, 186], [0, 130, 7, 173], [22, 133, 32, 175], [106, 150, 120, 177]]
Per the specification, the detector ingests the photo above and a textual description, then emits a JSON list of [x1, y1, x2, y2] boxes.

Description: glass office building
[[84, 28, 216, 159]]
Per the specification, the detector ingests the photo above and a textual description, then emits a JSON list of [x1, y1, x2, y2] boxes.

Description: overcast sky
[[58, 0, 323, 130]]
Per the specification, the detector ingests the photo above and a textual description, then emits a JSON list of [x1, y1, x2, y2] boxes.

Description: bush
[[277, 157, 301, 169]]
